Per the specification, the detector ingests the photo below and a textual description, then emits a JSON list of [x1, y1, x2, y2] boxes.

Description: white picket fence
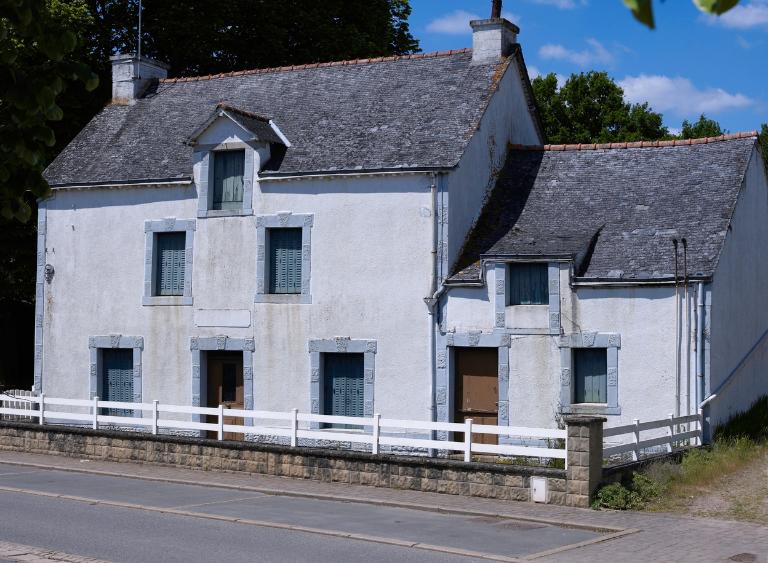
[[603, 412, 702, 462], [0, 393, 567, 466], [0, 389, 37, 421]]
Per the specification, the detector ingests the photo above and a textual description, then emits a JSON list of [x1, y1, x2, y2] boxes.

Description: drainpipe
[[426, 172, 440, 433], [696, 281, 705, 418], [673, 239, 680, 418], [683, 239, 690, 418]]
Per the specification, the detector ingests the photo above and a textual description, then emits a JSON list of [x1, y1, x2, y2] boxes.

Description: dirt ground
[[661, 450, 768, 525]]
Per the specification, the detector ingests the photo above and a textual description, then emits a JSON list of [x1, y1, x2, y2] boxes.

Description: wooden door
[[454, 347, 498, 445], [206, 352, 244, 440]]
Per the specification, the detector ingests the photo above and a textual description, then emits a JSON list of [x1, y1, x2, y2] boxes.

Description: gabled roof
[[44, 48, 534, 187], [187, 103, 286, 146], [450, 133, 759, 283]]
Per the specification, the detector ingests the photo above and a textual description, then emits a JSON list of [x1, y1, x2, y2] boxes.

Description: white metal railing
[[602, 412, 702, 461], [0, 393, 567, 465], [0, 389, 37, 421]]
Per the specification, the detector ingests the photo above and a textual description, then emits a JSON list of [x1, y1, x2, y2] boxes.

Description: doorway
[[454, 347, 499, 445], [206, 352, 244, 440]]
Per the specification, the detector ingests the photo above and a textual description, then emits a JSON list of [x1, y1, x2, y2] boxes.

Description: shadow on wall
[[0, 302, 34, 390]]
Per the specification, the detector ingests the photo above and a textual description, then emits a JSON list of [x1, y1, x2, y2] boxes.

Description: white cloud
[[703, 1, 768, 29], [539, 38, 616, 67], [426, 9, 519, 35], [618, 75, 755, 116], [530, 0, 586, 8], [527, 66, 567, 88]]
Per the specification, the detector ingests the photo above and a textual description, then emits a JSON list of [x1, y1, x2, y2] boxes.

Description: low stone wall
[[0, 421, 568, 504]]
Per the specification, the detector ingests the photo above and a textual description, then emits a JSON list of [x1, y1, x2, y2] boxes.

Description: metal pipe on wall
[[683, 239, 690, 418], [673, 239, 681, 418]]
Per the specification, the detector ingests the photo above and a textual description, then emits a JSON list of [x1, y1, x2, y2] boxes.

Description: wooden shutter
[[323, 353, 365, 428], [212, 150, 245, 210], [155, 232, 186, 296], [508, 263, 549, 305], [102, 348, 134, 416], [574, 348, 607, 403], [268, 228, 302, 294]]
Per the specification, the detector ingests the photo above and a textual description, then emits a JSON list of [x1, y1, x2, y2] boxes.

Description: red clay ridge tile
[[509, 131, 758, 153], [160, 48, 472, 83]]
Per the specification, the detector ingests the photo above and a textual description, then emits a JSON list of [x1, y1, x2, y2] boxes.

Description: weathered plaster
[[33, 201, 47, 393]]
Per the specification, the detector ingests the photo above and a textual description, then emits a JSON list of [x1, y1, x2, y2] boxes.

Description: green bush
[[593, 472, 664, 510]]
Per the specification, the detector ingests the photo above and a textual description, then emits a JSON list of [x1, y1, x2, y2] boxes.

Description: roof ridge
[[216, 103, 270, 122], [161, 48, 473, 84], [509, 131, 759, 152]]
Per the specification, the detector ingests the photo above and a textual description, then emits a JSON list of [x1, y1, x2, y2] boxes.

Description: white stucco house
[[37, 17, 767, 441]]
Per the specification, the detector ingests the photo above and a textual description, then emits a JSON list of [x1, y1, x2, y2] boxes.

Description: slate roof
[[190, 103, 285, 146], [44, 48, 532, 186], [450, 134, 758, 282]]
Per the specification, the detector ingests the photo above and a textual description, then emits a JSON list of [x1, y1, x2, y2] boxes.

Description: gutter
[[50, 178, 193, 190], [259, 167, 449, 182]]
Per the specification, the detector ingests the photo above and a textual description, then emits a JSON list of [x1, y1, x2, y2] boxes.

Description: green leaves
[[0, 0, 96, 221], [625, 0, 741, 28], [693, 0, 740, 15], [623, 0, 654, 29]]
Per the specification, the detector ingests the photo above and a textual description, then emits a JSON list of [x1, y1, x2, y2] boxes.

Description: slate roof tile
[[450, 136, 757, 282], [44, 49, 513, 186]]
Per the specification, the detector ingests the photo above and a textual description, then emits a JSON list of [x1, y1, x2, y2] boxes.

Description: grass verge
[[593, 396, 768, 517]]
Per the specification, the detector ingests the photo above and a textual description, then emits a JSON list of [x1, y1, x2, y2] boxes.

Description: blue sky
[[408, 0, 768, 133]]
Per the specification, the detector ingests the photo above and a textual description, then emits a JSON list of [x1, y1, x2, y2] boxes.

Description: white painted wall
[[40, 170, 436, 422], [709, 147, 768, 427], [42, 185, 197, 404], [444, 58, 542, 275], [444, 262, 696, 429]]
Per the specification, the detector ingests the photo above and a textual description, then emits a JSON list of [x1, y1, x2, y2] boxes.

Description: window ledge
[[198, 209, 253, 219], [254, 293, 311, 304], [560, 404, 621, 416], [142, 296, 193, 307]]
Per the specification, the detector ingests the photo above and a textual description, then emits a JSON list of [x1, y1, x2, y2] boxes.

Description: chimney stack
[[110, 53, 169, 104], [470, 0, 519, 65]]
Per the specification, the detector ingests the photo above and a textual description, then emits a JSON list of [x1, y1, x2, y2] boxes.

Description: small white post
[[290, 408, 298, 448], [632, 418, 640, 461], [152, 400, 159, 435], [92, 396, 99, 430], [464, 418, 473, 463], [38, 393, 45, 425], [667, 413, 674, 452], [372, 413, 381, 455], [217, 404, 224, 440], [698, 408, 704, 446], [564, 431, 568, 470]]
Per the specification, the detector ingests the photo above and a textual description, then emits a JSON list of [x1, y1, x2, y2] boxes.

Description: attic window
[[212, 150, 245, 210], [507, 263, 549, 306]]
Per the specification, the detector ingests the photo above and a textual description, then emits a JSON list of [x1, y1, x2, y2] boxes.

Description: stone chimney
[[470, 17, 519, 65], [110, 53, 169, 104]]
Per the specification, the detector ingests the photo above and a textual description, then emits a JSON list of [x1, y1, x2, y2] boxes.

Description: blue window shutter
[[269, 228, 302, 294], [508, 264, 549, 305], [212, 151, 245, 210], [323, 353, 364, 427], [574, 349, 607, 403], [156, 232, 186, 296], [102, 348, 134, 416]]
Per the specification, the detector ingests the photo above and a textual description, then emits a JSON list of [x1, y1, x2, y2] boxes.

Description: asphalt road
[[0, 463, 600, 562]]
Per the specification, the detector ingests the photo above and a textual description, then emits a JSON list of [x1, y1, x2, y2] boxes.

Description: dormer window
[[212, 150, 245, 210], [507, 263, 549, 305]]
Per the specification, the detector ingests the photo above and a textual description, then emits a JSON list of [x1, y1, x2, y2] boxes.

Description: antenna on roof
[[137, 0, 142, 77], [492, 0, 502, 18]]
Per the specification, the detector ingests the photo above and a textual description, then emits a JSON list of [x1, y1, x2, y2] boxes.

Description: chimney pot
[[470, 18, 519, 65], [110, 53, 169, 104]]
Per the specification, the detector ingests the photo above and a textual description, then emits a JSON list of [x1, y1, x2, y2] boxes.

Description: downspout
[[683, 239, 690, 418], [673, 239, 681, 418], [696, 281, 705, 442], [426, 173, 439, 428]]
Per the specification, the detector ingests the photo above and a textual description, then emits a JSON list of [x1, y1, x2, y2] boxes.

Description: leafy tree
[[759, 123, 768, 179], [680, 115, 725, 139], [84, 0, 419, 79], [531, 72, 668, 144], [0, 0, 98, 221], [624, 0, 741, 29]]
